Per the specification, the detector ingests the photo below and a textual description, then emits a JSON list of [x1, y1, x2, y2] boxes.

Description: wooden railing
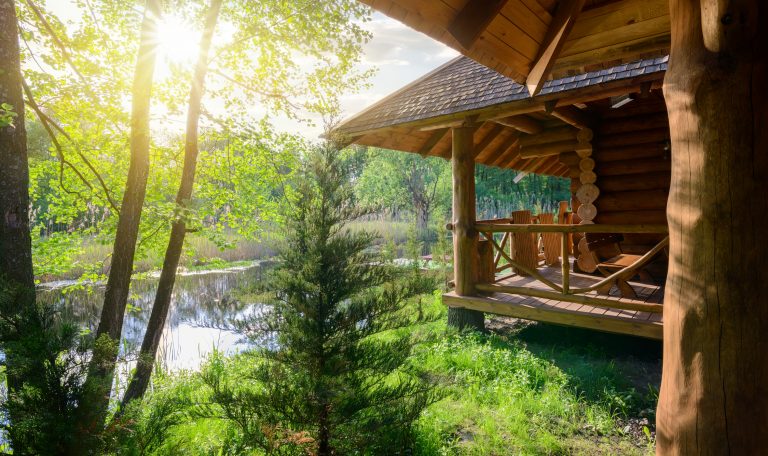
[[471, 223, 669, 314]]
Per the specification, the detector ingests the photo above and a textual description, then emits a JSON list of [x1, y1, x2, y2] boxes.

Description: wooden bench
[[585, 232, 663, 299]]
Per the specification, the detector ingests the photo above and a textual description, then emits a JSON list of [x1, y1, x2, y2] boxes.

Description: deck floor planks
[[444, 261, 664, 339]]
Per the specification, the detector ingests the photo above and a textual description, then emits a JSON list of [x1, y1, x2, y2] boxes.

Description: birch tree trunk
[[657, 1, 768, 453], [121, 0, 222, 407], [76, 0, 162, 445]]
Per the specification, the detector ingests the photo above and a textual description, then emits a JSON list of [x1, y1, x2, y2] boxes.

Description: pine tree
[[208, 145, 438, 454]]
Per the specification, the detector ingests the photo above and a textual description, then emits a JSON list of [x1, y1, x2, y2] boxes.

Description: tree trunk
[[121, 0, 222, 407], [414, 199, 430, 242], [656, 1, 768, 454], [448, 125, 484, 331], [0, 0, 32, 289], [76, 0, 162, 444], [0, 0, 36, 447]]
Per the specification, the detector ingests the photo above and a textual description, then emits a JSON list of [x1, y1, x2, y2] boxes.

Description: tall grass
[[347, 219, 411, 245], [184, 233, 275, 264], [115, 293, 658, 455]]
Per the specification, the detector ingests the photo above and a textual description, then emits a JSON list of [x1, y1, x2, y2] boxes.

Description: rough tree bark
[[0, 0, 36, 446], [121, 0, 222, 407], [447, 125, 484, 331], [76, 0, 162, 444], [656, 1, 768, 454], [0, 0, 32, 289]]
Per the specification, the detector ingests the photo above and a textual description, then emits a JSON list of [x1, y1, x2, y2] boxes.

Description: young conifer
[[211, 144, 438, 454]]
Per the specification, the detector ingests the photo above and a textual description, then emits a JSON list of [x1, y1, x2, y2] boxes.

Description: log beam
[[482, 133, 519, 166], [551, 105, 594, 129], [447, 0, 509, 50], [520, 140, 577, 159], [493, 115, 544, 134], [526, 0, 586, 96], [519, 126, 579, 147]]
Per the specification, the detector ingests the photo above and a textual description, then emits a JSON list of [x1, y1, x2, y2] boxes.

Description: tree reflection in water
[[36, 263, 271, 378]]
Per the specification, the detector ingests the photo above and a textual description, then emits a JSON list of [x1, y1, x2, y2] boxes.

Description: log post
[[510, 210, 538, 274], [448, 125, 484, 331], [476, 239, 495, 291], [560, 232, 570, 294], [656, 1, 768, 454]]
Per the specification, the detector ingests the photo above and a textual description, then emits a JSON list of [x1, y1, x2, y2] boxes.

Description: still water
[[36, 263, 270, 372]]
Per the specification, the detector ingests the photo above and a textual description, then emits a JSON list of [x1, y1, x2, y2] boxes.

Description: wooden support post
[[539, 213, 559, 265], [561, 232, 570, 294], [558, 200, 573, 255], [476, 239, 495, 293], [448, 125, 484, 331], [656, 1, 768, 454], [509, 210, 539, 275]]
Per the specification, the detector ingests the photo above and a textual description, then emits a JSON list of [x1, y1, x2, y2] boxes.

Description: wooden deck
[[444, 264, 664, 340]]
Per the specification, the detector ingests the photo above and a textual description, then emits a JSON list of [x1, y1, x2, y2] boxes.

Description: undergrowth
[[111, 294, 659, 455]]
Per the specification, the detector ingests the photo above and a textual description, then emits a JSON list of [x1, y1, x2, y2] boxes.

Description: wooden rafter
[[539, 159, 563, 175], [493, 115, 544, 134], [473, 124, 504, 158], [447, 0, 510, 50], [418, 128, 449, 156], [526, 0, 586, 96], [550, 105, 594, 129], [484, 133, 519, 166], [500, 151, 527, 169]]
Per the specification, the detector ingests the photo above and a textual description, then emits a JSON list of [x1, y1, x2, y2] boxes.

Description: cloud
[[361, 13, 458, 66]]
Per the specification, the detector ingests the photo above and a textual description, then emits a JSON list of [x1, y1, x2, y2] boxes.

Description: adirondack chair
[[584, 233, 663, 299]]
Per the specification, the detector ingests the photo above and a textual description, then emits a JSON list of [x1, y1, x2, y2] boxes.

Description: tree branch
[[22, 78, 120, 214], [22, 0, 88, 85]]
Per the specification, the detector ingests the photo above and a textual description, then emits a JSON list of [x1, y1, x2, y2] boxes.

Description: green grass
[[412, 325, 658, 455], [116, 293, 659, 455]]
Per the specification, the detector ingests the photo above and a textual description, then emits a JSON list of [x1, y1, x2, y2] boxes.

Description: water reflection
[[36, 263, 269, 372]]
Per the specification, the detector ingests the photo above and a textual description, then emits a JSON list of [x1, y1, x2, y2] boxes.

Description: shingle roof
[[337, 55, 668, 134]]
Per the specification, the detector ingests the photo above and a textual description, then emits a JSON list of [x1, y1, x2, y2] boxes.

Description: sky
[[280, 12, 459, 138], [337, 12, 458, 125]]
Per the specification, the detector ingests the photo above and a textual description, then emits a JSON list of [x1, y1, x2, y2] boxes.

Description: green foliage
[[0, 276, 92, 454], [475, 168, 572, 217], [20, 0, 373, 282], [354, 147, 571, 256], [0, 102, 18, 127], [412, 321, 659, 456], [108, 301, 657, 456], [205, 146, 440, 453], [356, 148, 450, 237]]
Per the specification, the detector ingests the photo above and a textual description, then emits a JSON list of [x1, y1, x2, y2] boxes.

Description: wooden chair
[[585, 233, 657, 299]]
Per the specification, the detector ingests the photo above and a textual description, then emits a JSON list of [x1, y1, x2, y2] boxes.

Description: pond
[[36, 263, 270, 373]]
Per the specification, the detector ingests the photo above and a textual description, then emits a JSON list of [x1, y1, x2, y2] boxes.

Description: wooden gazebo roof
[[334, 55, 667, 177], [360, 0, 670, 95]]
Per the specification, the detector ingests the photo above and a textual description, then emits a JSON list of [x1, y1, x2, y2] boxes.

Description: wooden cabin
[[334, 56, 670, 340], [340, 1, 768, 452]]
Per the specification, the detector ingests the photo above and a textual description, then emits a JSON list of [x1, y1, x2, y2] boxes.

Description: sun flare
[[156, 15, 200, 66]]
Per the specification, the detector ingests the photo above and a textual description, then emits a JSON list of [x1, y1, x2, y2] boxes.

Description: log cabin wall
[[591, 95, 671, 255]]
